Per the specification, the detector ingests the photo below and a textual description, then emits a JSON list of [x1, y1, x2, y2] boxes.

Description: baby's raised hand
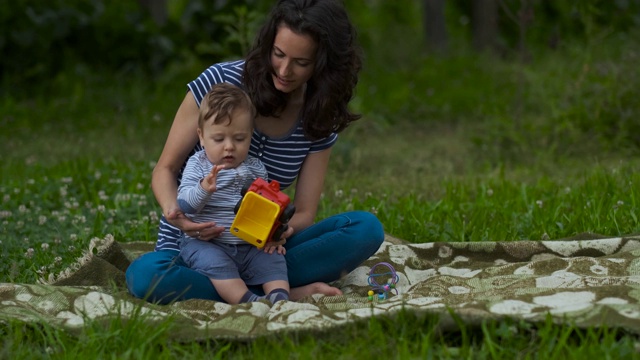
[[200, 165, 225, 193]]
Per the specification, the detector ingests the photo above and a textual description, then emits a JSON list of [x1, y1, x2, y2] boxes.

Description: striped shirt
[[155, 60, 338, 252], [177, 152, 267, 244]]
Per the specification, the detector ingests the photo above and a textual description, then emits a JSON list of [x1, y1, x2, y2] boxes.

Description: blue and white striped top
[[155, 60, 338, 252], [177, 152, 267, 244]]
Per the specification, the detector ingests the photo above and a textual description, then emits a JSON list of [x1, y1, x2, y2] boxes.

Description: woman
[[126, 0, 385, 304]]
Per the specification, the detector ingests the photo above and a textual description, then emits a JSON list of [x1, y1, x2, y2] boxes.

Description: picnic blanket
[[2, 233, 640, 340]]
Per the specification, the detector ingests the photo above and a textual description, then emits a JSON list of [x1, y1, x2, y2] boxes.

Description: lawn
[[2, 42, 640, 358]]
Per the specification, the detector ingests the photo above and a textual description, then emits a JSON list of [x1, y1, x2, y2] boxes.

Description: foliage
[[0, 1, 167, 86], [0, 0, 268, 92]]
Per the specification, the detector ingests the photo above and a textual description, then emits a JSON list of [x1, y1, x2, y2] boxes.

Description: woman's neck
[[256, 87, 304, 138], [288, 83, 306, 105]]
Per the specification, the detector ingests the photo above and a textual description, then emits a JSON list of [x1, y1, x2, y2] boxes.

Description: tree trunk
[[472, 0, 498, 52], [423, 0, 448, 53]]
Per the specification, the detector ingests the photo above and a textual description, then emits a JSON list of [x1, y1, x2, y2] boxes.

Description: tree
[[472, 0, 498, 52], [423, 0, 448, 53]]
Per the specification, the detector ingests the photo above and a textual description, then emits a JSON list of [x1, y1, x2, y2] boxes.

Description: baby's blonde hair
[[199, 83, 256, 128]]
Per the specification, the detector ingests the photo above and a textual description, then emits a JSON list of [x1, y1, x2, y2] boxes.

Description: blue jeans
[[125, 211, 384, 304]]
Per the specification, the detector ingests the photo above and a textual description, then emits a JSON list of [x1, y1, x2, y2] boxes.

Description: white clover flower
[[38, 215, 47, 225], [136, 183, 145, 190], [115, 194, 131, 202], [25, 248, 35, 258], [69, 234, 78, 241], [617, 200, 624, 206], [61, 177, 73, 183], [54, 256, 62, 264], [487, 188, 494, 196], [335, 189, 344, 198], [41, 243, 49, 251], [536, 200, 543, 208]]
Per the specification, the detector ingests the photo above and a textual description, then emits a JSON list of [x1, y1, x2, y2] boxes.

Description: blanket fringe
[[38, 234, 116, 285]]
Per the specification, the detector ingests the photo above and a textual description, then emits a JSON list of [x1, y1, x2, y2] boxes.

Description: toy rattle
[[367, 262, 400, 302]]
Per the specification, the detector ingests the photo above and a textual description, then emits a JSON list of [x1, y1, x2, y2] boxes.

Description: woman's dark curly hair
[[243, 0, 363, 140]]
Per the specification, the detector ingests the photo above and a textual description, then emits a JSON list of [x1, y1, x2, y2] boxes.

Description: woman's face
[[270, 24, 317, 94]]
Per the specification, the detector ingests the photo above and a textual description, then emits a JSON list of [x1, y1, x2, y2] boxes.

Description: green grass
[[3, 39, 640, 357]]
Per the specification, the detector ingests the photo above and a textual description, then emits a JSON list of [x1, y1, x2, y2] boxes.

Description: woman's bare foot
[[290, 282, 343, 301]]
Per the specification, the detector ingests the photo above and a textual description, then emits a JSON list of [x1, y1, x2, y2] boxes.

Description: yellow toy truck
[[231, 178, 295, 248]]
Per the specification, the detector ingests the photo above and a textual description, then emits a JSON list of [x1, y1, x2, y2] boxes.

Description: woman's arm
[[152, 92, 222, 238], [288, 147, 332, 233]]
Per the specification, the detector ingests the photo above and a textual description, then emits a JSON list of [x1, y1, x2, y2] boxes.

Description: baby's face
[[198, 108, 253, 169]]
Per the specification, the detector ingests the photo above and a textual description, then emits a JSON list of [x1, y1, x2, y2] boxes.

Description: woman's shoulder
[[188, 60, 246, 105], [200, 60, 245, 84]]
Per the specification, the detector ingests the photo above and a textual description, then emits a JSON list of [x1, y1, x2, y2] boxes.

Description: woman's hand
[[165, 206, 224, 240], [263, 243, 287, 255], [264, 225, 294, 252]]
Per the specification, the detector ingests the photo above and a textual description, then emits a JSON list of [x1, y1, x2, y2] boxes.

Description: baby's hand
[[200, 165, 225, 193]]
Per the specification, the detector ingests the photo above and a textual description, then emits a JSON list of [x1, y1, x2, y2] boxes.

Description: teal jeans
[[125, 211, 384, 304]]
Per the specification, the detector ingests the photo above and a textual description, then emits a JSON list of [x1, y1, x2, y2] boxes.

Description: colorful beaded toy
[[367, 262, 400, 301]]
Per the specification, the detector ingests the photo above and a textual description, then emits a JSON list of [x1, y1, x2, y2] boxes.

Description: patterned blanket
[[2, 233, 640, 340]]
